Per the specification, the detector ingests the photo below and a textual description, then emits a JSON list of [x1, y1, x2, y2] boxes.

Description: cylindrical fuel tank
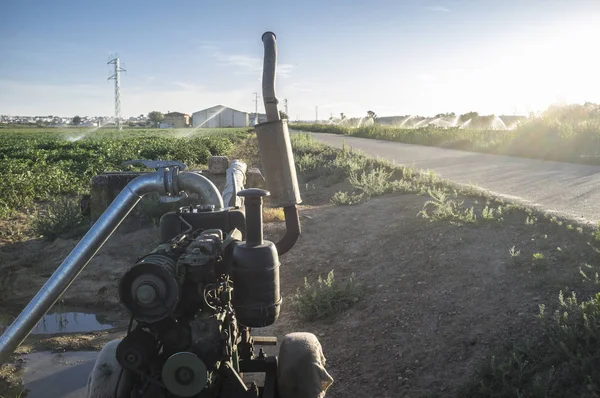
[[231, 240, 281, 327]]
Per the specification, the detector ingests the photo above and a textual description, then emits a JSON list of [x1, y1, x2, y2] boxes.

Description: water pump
[[113, 189, 282, 397]]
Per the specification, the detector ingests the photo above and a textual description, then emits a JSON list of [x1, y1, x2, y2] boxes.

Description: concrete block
[[208, 156, 229, 174], [246, 167, 266, 189]]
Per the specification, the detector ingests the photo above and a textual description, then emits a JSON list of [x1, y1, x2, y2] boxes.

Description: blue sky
[[1, 0, 600, 119]]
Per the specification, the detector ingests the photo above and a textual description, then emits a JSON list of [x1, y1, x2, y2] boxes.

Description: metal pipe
[[261, 32, 280, 122], [222, 160, 247, 208], [0, 168, 225, 364], [258, 31, 302, 256], [0, 171, 172, 364], [178, 171, 224, 209], [276, 205, 301, 256]]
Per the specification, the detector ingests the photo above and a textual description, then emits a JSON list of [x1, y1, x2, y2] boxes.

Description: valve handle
[[121, 159, 187, 171]]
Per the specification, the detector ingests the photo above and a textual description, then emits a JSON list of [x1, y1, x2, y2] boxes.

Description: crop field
[[0, 127, 248, 218], [293, 103, 600, 165]]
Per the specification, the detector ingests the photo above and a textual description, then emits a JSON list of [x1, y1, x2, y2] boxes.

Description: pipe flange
[[163, 167, 183, 196], [164, 168, 174, 194], [172, 167, 181, 194]]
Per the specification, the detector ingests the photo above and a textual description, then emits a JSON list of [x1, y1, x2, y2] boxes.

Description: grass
[[0, 363, 27, 398], [262, 207, 285, 223], [32, 196, 89, 240], [291, 133, 452, 204], [525, 215, 537, 225], [290, 270, 362, 321], [331, 191, 366, 205], [291, 132, 600, 396], [0, 127, 247, 215], [460, 291, 600, 397], [532, 252, 547, 267], [418, 189, 476, 225], [292, 103, 600, 165]]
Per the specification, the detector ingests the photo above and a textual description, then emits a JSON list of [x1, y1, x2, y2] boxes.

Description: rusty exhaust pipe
[[255, 32, 302, 255]]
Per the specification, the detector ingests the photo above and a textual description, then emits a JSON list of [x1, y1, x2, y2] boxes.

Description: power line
[[108, 57, 126, 130]]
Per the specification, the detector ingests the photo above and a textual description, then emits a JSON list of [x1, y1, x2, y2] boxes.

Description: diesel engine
[[116, 191, 281, 397]]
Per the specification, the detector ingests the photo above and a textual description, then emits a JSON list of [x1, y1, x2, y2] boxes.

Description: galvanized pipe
[[222, 160, 247, 208], [261, 32, 280, 122], [178, 171, 224, 209], [0, 168, 224, 364]]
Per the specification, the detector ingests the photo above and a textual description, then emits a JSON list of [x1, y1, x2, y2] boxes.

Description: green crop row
[[291, 104, 600, 165], [0, 128, 248, 215]]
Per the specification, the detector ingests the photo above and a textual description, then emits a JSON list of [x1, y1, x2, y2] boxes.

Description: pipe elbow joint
[[178, 171, 224, 208]]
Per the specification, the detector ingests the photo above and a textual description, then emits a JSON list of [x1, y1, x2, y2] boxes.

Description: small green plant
[[525, 215, 537, 225], [290, 270, 362, 321], [509, 246, 521, 257], [348, 167, 393, 197], [32, 197, 88, 240], [461, 183, 481, 196], [418, 189, 476, 224], [331, 191, 365, 205], [532, 252, 546, 266], [577, 227, 584, 234], [481, 205, 496, 221], [594, 222, 600, 241], [579, 263, 600, 284], [566, 224, 573, 230], [459, 290, 600, 396]]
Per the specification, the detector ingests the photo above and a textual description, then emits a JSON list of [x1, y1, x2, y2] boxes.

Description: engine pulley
[[162, 352, 208, 397], [116, 329, 157, 372], [119, 254, 180, 323]]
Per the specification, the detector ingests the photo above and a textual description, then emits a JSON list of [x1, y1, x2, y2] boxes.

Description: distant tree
[[279, 110, 289, 120], [340, 112, 347, 120], [367, 110, 377, 119], [459, 111, 478, 122], [36, 119, 45, 127], [72, 115, 82, 126], [148, 111, 164, 127]]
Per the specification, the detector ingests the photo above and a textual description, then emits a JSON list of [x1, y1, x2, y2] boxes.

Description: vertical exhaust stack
[[255, 32, 302, 255]]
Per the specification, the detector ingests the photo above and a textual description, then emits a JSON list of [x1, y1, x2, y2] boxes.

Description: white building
[[192, 105, 249, 128]]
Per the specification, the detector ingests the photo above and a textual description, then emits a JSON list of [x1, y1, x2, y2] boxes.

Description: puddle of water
[[22, 351, 98, 398], [32, 311, 115, 335]]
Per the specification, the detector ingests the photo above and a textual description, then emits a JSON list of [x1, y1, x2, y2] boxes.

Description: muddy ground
[[1, 182, 598, 397]]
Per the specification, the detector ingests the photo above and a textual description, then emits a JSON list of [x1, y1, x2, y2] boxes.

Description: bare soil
[[1, 187, 597, 397]]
